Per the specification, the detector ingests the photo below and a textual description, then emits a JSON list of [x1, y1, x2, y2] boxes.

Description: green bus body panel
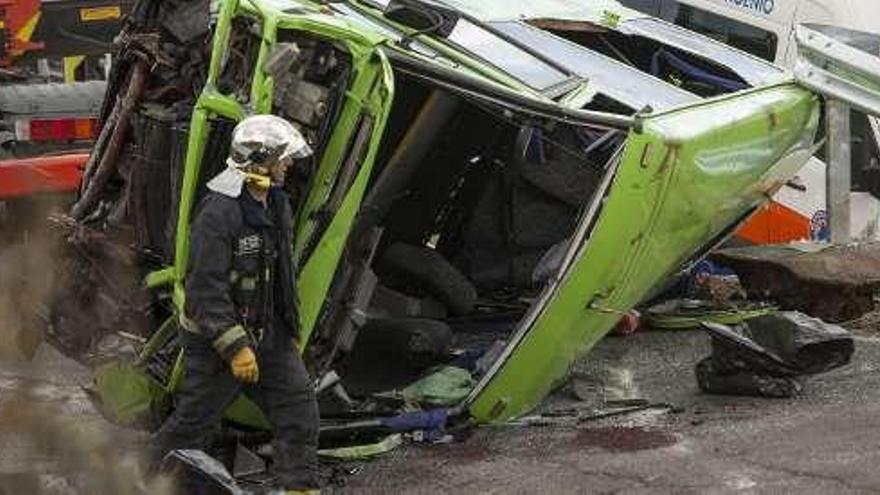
[[144, 1, 395, 428], [296, 59, 394, 347], [166, 1, 395, 344], [468, 84, 820, 423]]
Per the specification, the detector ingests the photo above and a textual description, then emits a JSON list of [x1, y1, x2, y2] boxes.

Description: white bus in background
[[621, 0, 880, 242]]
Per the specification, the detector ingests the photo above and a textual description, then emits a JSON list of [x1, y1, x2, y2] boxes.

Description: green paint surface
[[468, 84, 820, 422]]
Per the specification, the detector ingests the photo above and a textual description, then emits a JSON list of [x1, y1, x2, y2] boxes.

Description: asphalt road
[[336, 330, 880, 494], [2, 329, 880, 493]]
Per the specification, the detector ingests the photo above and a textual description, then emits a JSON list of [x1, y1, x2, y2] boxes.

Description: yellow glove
[[230, 346, 259, 383]]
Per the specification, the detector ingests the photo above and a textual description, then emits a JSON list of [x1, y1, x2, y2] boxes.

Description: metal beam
[[826, 98, 852, 244]]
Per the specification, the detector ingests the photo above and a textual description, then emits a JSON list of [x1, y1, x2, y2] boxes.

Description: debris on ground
[[160, 450, 243, 495], [89, 359, 170, 428], [509, 402, 675, 427], [401, 366, 475, 407], [689, 260, 747, 303], [612, 310, 642, 336], [644, 299, 776, 330], [711, 242, 880, 322], [842, 307, 880, 334], [318, 434, 404, 461], [696, 311, 854, 398]]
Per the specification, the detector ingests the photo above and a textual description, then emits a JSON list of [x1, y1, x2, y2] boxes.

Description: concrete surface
[[2, 330, 880, 493]]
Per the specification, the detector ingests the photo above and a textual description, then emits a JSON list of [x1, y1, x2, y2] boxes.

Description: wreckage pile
[[48, 0, 212, 359], [47, 0, 629, 435], [688, 242, 880, 398], [641, 243, 875, 399], [697, 312, 854, 398], [32, 0, 873, 464], [72, 0, 211, 230]]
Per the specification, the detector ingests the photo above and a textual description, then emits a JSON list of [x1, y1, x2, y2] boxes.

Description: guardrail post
[[826, 98, 852, 244]]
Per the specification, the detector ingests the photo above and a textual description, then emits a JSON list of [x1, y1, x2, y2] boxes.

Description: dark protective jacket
[[183, 188, 300, 361]]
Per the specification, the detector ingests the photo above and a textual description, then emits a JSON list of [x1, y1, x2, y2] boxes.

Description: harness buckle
[[249, 326, 265, 345]]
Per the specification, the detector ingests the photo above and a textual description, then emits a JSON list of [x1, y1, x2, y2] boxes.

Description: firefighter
[[154, 114, 320, 493]]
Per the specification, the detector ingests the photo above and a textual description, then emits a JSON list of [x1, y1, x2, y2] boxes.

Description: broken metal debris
[[696, 311, 854, 398], [697, 355, 804, 398], [644, 299, 776, 330], [319, 409, 450, 451], [401, 366, 475, 407], [161, 449, 246, 495], [507, 401, 676, 428], [89, 359, 170, 428], [161, 442, 381, 493], [46, 0, 213, 365], [72, 60, 148, 220], [318, 434, 404, 461]]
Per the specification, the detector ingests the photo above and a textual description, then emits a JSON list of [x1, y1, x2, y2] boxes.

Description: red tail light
[[14, 118, 98, 142]]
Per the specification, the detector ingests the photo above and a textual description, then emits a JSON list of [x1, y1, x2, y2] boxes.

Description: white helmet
[[208, 114, 312, 197], [227, 114, 312, 169]]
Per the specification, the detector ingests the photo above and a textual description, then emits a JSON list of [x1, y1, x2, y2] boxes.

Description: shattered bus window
[[530, 18, 753, 97], [447, 19, 576, 95], [491, 20, 697, 111], [218, 17, 263, 101]]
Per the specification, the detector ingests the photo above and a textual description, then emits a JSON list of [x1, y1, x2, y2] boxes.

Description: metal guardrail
[[795, 24, 880, 117], [795, 24, 880, 243]]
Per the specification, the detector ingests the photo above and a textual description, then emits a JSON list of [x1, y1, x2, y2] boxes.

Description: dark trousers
[[154, 331, 320, 490]]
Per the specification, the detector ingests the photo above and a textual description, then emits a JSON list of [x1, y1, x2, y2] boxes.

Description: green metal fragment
[[645, 300, 777, 330], [402, 367, 475, 406], [92, 360, 169, 427], [318, 434, 403, 460]]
